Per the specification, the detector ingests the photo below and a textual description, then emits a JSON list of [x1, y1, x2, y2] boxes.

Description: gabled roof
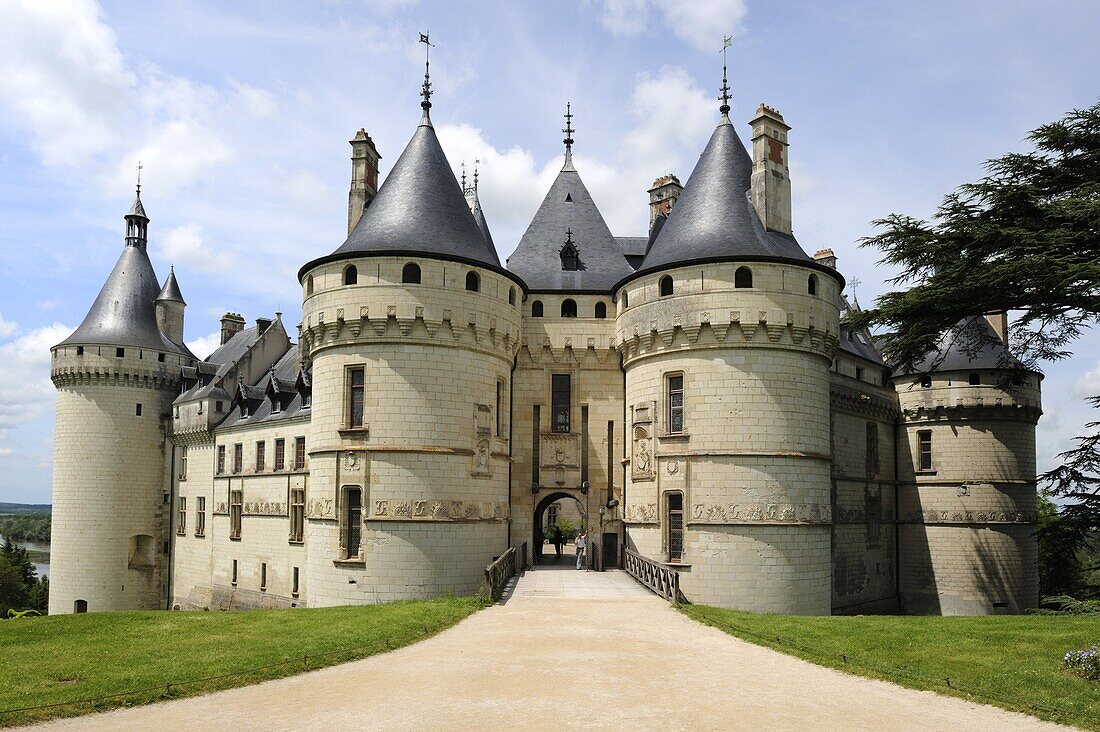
[[157, 267, 185, 304], [507, 167, 634, 292], [623, 115, 838, 288], [300, 114, 507, 280]]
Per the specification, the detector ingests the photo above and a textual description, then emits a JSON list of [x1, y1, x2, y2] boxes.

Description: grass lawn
[[0, 596, 485, 727], [681, 606, 1100, 730]]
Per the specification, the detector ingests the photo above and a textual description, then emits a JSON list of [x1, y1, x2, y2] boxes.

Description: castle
[[48, 65, 1043, 617]]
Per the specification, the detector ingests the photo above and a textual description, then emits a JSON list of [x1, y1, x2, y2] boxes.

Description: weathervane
[[473, 158, 480, 192], [135, 160, 143, 196], [461, 161, 467, 192], [719, 35, 732, 116], [562, 102, 575, 167], [419, 32, 434, 113]]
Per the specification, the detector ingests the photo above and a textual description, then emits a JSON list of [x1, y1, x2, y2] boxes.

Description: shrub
[[1063, 645, 1100, 681]]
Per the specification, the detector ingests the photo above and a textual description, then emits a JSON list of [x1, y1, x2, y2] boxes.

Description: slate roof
[[838, 295, 884, 365], [126, 193, 148, 220], [624, 114, 838, 288], [176, 325, 263, 401], [300, 113, 509, 280], [218, 346, 312, 428], [506, 166, 634, 292], [466, 187, 495, 252], [904, 316, 1032, 374], [157, 267, 185, 304], [57, 239, 191, 356]]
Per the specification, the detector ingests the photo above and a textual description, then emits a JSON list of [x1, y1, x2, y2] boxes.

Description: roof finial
[[562, 102, 575, 170], [719, 35, 732, 118], [473, 158, 480, 192], [135, 160, 143, 197], [419, 32, 434, 120], [461, 161, 467, 192]]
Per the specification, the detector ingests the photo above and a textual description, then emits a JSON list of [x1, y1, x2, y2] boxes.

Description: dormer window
[[560, 230, 581, 271]]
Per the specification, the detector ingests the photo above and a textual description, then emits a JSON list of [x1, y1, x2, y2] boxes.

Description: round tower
[[49, 190, 194, 614], [892, 316, 1043, 614], [297, 76, 523, 605], [613, 94, 841, 614]]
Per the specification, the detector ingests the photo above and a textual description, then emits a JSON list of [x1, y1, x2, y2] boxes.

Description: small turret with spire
[[125, 162, 149, 249]]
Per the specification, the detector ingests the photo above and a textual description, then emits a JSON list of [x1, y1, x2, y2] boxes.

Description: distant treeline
[[0, 503, 51, 515], [0, 514, 50, 543]]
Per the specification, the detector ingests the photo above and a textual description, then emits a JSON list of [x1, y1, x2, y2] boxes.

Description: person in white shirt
[[575, 531, 587, 570]]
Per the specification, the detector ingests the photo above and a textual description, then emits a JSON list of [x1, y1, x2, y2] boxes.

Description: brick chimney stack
[[220, 312, 246, 345], [813, 248, 837, 269], [750, 103, 792, 235], [985, 311, 1009, 344], [348, 129, 381, 235], [647, 174, 682, 229]]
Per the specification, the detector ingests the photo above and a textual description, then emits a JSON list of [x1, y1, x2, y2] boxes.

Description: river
[[0, 535, 49, 579]]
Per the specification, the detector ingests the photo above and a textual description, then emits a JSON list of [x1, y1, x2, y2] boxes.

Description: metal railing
[[484, 546, 517, 601], [624, 547, 682, 603]]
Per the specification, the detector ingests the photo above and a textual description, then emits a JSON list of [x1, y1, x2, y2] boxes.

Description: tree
[[0, 537, 36, 587], [1037, 492, 1083, 597], [0, 556, 29, 617], [28, 575, 49, 614], [850, 100, 1100, 546]]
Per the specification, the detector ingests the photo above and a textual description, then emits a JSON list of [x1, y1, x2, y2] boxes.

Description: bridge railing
[[623, 547, 682, 603], [484, 546, 518, 602]]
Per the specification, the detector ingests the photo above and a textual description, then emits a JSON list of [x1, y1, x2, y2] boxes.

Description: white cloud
[[186, 331, 222, 360], [0, 324, 72, 450], [598, 0, 749, 51], [0, 448, 13, 458], [1073, 360, 1100, 398], [155, 224, 239, 273], [0, 312, 18, 338]]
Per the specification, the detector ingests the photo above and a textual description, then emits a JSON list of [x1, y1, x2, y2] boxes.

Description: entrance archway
[[533, 491, 585, 566]]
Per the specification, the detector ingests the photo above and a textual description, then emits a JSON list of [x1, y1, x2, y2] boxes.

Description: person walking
[[576, 531, 587, 570], [552, 525, 563, 559]]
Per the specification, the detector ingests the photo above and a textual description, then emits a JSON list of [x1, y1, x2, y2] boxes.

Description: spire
[[719, 35, 732, 121], [157, 265, 186, 304], [461, 161, 468, 194], [125, 163, 149, 249], [473, 158, 480, 192], [562, 102, 576, 171], [419, 32, 434, 125]]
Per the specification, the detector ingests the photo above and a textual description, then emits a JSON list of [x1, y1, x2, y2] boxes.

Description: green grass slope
[[682, 606, 1100, 730], [0, 596, 485, 727]]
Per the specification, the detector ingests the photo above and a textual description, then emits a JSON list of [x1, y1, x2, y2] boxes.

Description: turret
[[156, 266, 186, 345]]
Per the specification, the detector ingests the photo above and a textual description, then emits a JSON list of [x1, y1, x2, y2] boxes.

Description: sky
[[0, 0, 1098, 504]]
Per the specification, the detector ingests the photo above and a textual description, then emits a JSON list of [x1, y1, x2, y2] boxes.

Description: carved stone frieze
[[906, 509, 1035, 525], [689, 502, 833, 524], [306, 497, 336, 520], [624, 502, 658, 523], [632, 424, 654, 482], [244, 501, 287, 517], [370, 499, 509, 522]]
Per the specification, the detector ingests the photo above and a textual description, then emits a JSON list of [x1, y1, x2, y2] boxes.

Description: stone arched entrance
[[533, 491, 586, 565]]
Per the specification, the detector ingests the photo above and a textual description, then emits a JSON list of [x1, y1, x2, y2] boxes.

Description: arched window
[[968, 372, 981, 386], [659, 275, 673, 297], [508, 287, 516, 305], [561, 298, 577, 318], [920, 375, 932, 388], [532, 300, 544, 317], [621, 291, 629, 308], [465, 271, 480, 292], [305, 275, 314, 296], [808, 274, 818, 296], [594, 302, 607, 319], [734, 266, 753, 289], [343, 265, 358, 286], [402, 262, 421, 284]]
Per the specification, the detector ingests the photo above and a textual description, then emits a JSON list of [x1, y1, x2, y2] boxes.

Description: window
[[659, 275, 673, 297], [215, 400, 224, 412], [808, 274, 818, 295], [547, 504, 559, 526], [531, 300, 544, 317], [496, 379, 505, 437], [74, 599, 88, 613], [348, 367, 365, 428], [551, 374, 571, 433], [917, 430, 933, 472], [621, 291, 628, 308], [135, 403, 142, 417], [865, 422, 879, 476], [343, 265, 358, 285], [560, 241, 580, 271], [667, 492, 684, 563], [292, 567, 300, 597], [305, 274, 314, 297], [290, 488, 305, 543], [116, 347, 125, 358], [274, 438, 286, 471], [561, 298, 577, 318], [216, 445, 226, 475], [920, 375, 932, 388], [232, 443, 243, 474], [667, 374, 684, 434], [855, 367, 864, 381], [76, 346, 84, 356], [231, 559, 238, 586], [196, 496, 206, 537], [866, 491, 882, 548], [260, 562, 267, 591], [177, 497, 186, 535], [595, 302, 607, 319], [230, 489, 243, 539], [734, 266, 753, 288], [402, 262, 421, 284], [158, 352, 165, 363], [255, 441, 265, 472], [508, 287, 516, 305], [180, 445, 188, 479], [465, 271, 480, 292], [344, 486, 362, 558], [294, 437, 306, 470], [531, 406, 541, 486], [969, 372, 981, 386]]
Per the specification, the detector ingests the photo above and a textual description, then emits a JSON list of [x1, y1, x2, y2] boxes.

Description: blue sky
[[1, 0, 1098, 504]]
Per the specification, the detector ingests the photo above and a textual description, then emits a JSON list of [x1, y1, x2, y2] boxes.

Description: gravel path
[[28, 566, 1071, 731]]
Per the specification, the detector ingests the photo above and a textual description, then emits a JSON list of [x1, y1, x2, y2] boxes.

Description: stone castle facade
[[49, 71, 1043, 617]]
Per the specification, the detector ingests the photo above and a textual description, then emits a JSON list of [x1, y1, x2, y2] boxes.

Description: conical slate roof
[[465, 186, 495, 253], [157, 267, 186, 304], [904, 316, 1031, 374], [58, 242, 190, 355], [506, 166, 634, 291], [127, 193, 148, 220], [301, 115, 501, 278], [627, 115, 821, 283]]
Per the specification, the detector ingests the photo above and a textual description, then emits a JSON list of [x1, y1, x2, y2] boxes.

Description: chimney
[[348, 129, 381, 235], [813, 248, 837, 269], [750, 103, 792, 235], [985, 311, 1009, 344], [256, 317, 273, 334], [220, 312, 246, 345], [647, 174, 683, 230]]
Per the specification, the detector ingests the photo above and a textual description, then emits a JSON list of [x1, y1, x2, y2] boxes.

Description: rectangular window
[[231, 559, 238, 586], [289, 488, 305, 543], [116, 347, 125, 358], [232, 443, 243, 474], [216, 445, 226, 475], [135, 403, 143, 417], [177, 497, 186, 535], [255, 441, 265, 472], [344, 486, 362, 558], [496, 379, 505, 437], [275, 438, 286, 471], [196, 496, 206, 537], [260, 562, 267, 591], [532, 405, 541, 486], [667, 374, 684, 434], [866, 422, 879, 476], [292, 566, 300, 597], [606, 420, 615, 505], [294, 437, 306, 470], [180, 445, 188, 480], [581, 405, 589, 486], [230, 489, 243, 539], [348, 367, 365, 428], [551, 374, 571, 433], [918, 430, 933, 472], [866, 491, 882, 549], [667, 492, 684, 563]]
